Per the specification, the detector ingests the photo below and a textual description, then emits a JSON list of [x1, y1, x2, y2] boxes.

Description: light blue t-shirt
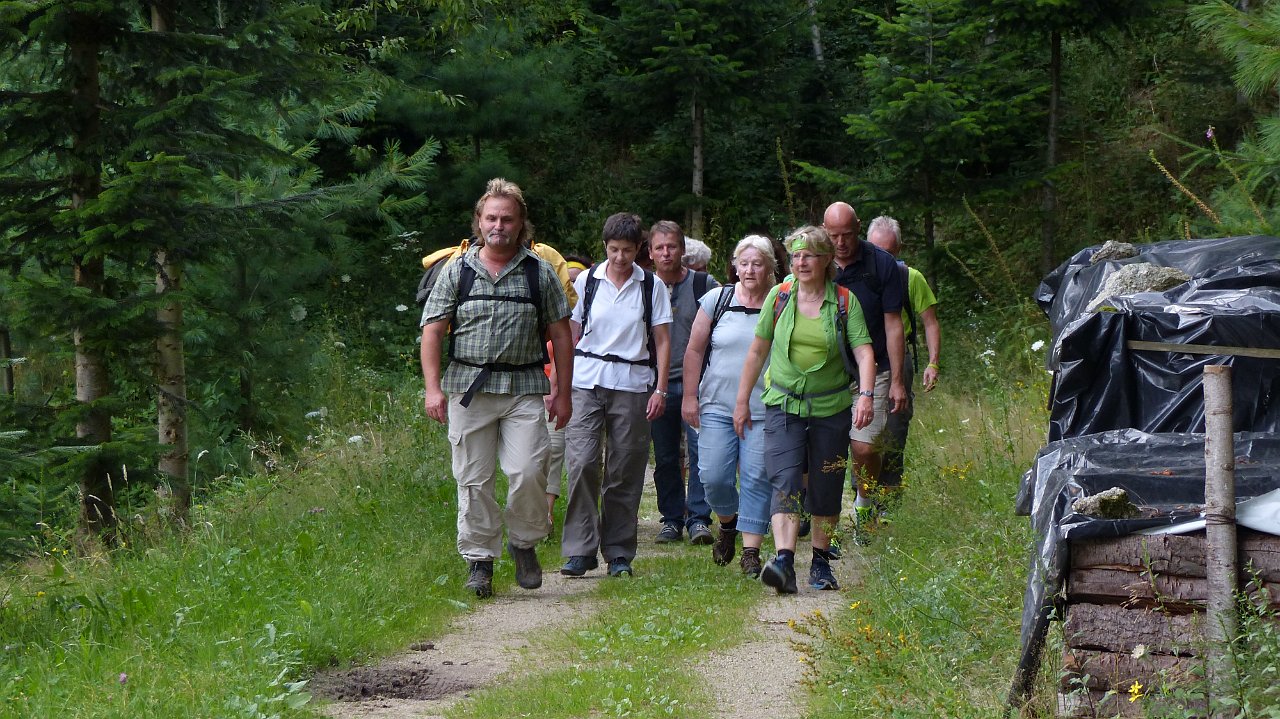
[[697, 286, 768, 420]]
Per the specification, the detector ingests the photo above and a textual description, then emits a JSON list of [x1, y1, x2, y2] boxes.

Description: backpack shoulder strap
[[642, 269, 656, 370], [772, 281, 793, 327], [693, 270, 709, 300], [580, 266, 601, 335], [700, 284, 737, 378], [522, 254, 550, 362]]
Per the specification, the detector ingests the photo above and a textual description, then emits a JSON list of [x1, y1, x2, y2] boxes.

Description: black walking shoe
[[740, 547, 762, 578], [688, 521, 714, 546], [464, 560, 494, 598], [761, 554, 798, 595], [712, 526, 738, 565], [655, 522, 683, 543], [808, 559, 839, 590], [508, 541, 543, 589], [560, 555, 598, 576], [607, 557, 633, 577]]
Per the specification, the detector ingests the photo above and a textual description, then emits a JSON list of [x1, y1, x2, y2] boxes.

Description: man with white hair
[[866, 215, 941, 495], [683, 237, 712, 273]]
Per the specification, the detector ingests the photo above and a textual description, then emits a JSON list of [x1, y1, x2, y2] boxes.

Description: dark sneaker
[[761, 554, 798, 595], [464, 560, 494, 598], [508, 541, 542, 589], [808, 560, 839, 590], [740, 548, 762, 578], [655, 522, 683, 543], [607, 557, 633, 577], [712, 526, 738, 565], [560, 555, 598, 577], [688, 521, 714, 546]]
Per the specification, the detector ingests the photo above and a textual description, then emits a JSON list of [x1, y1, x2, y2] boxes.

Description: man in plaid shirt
[[420, 178, 573, 599]]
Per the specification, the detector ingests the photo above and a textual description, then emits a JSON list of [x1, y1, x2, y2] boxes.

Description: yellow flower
[[849, 601, 861, 611], [36, 591, 45, 598], [1128, 681, 1144, 703]]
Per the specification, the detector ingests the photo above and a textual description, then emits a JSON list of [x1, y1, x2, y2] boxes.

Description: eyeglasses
[[792, 252, 827, 262]]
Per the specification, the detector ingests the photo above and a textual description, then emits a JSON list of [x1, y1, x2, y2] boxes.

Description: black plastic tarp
[[1039, 238, 1280, 442], [1013, 430, 1280, 701]]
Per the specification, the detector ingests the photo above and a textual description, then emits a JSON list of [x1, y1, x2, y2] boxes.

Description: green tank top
[[788, 311, 827, 372]]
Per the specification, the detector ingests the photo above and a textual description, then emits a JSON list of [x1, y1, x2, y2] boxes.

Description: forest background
[[4, 0, 1280, 716]]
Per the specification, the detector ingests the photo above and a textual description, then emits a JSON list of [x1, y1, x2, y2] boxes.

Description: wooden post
[[1203, 365, 1237, 719]]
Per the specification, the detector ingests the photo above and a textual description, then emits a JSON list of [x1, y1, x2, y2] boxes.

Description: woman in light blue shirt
[[681, 235, 777, 578]]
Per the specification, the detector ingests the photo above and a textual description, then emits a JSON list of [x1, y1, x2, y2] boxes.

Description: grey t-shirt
[[667, 270, 719, 383], [697, 286, 767, 420]]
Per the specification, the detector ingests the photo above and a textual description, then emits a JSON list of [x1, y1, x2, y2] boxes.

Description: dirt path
[[312, 468, 857, 719]]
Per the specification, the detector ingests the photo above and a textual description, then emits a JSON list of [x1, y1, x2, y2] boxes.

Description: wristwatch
[[858, 390, 874, 398], [654, 389, 669, 398]]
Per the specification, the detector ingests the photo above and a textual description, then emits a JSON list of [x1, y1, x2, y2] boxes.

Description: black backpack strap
[[701, 284, 737, 378], [580, 268, 600, 337], [642, 269, 656, 371], [834, 287, 860, 380], [693, 270, 709, 300]]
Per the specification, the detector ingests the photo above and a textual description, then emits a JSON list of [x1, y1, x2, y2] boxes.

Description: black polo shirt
[[834, 240, 906, 373]]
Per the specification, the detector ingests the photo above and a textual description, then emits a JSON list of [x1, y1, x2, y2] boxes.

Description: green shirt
[[755, 282, 872, 418], [904, 266, 938, 337]]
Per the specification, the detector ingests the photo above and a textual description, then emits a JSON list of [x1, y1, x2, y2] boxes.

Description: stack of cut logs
[[1059, 530, 1280, 717]]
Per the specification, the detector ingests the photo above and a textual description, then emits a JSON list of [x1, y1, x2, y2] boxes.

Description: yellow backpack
[[415, 238, 577, 307]]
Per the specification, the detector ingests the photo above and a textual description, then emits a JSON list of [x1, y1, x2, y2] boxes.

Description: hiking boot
[[712, 526, 738, 565], [508, 541, 542, 590], [808, 559, 839, 591], [761, 554, 798, 595], [464, 560, 494, 598], [560, 555, 598, 577], [740, 548, 762, 578], [688, 521, 714, 546], [655, 522, 683, 543], [607, 557, 633, 577]]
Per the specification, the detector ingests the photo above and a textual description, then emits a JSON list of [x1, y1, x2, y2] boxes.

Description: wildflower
[[849, 601, 861, 611], [1031, 339, 1045, 352], [1128, 680, 1144, 702], [290, 304, 307, 322], [118, 673, 128, 685], [1131, 644, 1147, 660], [305, 408, 328, 420], [395, 304, 409, 312], [341, 274, 351, 283], [347, 435, 364, 444], [1206, 126, 1215, 140], [35, 591, 45, 598]]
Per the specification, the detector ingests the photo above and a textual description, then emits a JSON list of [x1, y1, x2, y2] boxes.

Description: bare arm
[[733, 335, 771, 439], [852, 343, 876, 429], [420, 320, 449, 424], [681, 309, 712, 428], [647, 324, 671, 420], [920, 306, 940, 391], [884, 311, 906, 414]]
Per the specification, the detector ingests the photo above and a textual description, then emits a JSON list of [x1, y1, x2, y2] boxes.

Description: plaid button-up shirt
[[421, 246, 570, 396]]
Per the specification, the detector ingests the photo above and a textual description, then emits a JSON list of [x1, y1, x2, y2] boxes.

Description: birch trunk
[[1203, 365, 1237, 719], [690, 88, 705, 240], [1040, 29, 1060, 276]]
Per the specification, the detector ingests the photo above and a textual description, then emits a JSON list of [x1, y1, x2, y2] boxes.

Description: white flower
[[333, 341, 347, 350], [1031, 340, 1045, 352], [305, 408, 328, 420], [395, 304, 409, 312], [347, 435, 364, 444], [341, 274, 351, 283], [290, 304, 307, 322]]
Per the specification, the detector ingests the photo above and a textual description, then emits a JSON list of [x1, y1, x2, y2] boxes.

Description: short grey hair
[[732, 234, 777, 280], [866, 215, 901, 244], [683, 238, 712, 268]]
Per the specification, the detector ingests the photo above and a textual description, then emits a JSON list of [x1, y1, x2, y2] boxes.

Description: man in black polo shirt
[[823, 202, 907, 522]]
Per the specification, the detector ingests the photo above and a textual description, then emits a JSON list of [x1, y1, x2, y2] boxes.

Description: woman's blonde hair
[[785, 225, 836, 281], [732, 234, 778, 286]]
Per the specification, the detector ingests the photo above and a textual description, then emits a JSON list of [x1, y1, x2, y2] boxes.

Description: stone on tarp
[[1086, 263, 1191, 312], [1071, 487, 1140, 519], [1090, 240, 1139, 264]]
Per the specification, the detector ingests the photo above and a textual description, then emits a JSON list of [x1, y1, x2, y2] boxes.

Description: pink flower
[[1206, 126, 1215, 140], [118, 673, 128, 685]]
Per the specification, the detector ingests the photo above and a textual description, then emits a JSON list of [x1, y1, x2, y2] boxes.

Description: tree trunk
[[690, 87, 705, 239], [151, 0, 190, 527], [1203, 365, 1237, 719], [68, 11, 115, 539], [1, 327, 13, 396], [235, 255, 256, 433], [1040, 29, 1060, 276], [807, 0, 825, 67]]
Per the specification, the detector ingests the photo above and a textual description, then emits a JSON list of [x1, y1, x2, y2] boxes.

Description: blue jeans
[[651, 381, 710, 528], [697, 412, 770, 536]]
